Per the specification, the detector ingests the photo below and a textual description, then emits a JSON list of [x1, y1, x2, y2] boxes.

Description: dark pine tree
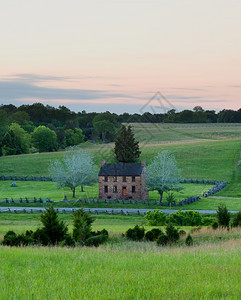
[[114, 125, 141, 163], [40, 206, 68, 245]]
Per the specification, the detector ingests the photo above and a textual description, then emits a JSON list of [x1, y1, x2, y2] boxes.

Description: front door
[[122, 187, 127, 196]]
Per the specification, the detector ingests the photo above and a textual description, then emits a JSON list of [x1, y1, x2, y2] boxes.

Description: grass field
[[0, 123, 241, 209], [0, 181, 212, 203], [1, 211, 241, 299]]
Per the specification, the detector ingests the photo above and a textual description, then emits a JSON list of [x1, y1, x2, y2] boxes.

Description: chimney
[[141, 160, 146, 167], [101, 160, 106, 166]]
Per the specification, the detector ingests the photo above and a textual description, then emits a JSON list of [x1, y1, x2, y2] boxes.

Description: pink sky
[[0, 1, 240, 113]]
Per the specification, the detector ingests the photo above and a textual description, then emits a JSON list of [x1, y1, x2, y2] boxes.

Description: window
[[113, 176, 117, 182], [132, 176, 135, 182], [132, 186, 136, 193], [104, 186, 108, 193], [113, 186, 117, 193], [104, 176, 108, 182], [122, 176, 126, 182]]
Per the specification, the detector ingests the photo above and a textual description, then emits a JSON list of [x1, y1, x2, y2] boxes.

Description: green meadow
[[1, 123, 241, 210], [1, 211, 241, 299]]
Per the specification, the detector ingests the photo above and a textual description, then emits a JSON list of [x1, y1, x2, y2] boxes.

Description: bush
[[2, 231, 17, 246], [167, 210, 202, 226], [85, 229, 109, 247], [156, 232, 168, 246], [145, 228, 163, 241], [179, 229, 186, 236], [217, 203, 230, 228], [165, 223, 180, 243], [2, 230, 34, 247], [212, 220, 219, 230], [33, 228, 50, 246], [73, 209, 94, 245], [126, 225, 145, 241], [61, 234, 76, 247], [202, 216, 217, 226], [232, 211, 241, 227], [166, 192, 176, 205], [185, 234, 193, 246], [39, 206, 68, 245], [145, 210, 167, 226]]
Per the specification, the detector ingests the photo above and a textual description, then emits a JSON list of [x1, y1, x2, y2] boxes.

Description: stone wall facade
[[99, 174, 149, 200]]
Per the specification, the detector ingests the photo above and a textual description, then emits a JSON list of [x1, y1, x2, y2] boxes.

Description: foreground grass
[[1, 237, 241, 299]]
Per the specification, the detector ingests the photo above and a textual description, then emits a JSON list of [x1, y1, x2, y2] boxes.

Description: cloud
[[1, 73, 105, 84], [230, 85, 241, 88], [0, 79, 132, 102], [166, 87, 206, 92]]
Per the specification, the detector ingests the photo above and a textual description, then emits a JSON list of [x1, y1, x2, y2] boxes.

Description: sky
[[0, 0, 240, 114]]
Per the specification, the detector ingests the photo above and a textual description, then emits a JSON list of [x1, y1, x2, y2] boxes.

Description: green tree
[[65, 128, 85, 146], [1, 130, 18, 155], [32, 125, 58, 152], [73, 209, 94, 245], [49, 148, 97, 198], [93, 120, 115, 143], [232, 211, 241, 227], [11, 111, 31, 125], [40, 206, 68, 245], [114, 125, 141, 163], [9, 123, 30, 154], [165, 223, 180, 243], [217, 203, 230, 228], [0, 110, 9, 156], [146, 151, 182, 203]]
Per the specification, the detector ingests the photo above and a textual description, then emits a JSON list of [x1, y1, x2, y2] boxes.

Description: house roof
[[98, 163, 144, 176]]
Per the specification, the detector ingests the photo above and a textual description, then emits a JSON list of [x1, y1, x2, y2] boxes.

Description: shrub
[[33, 228, 50, 246], [85, 229, 109, 247], [61, 234, 76, 247], [40, 206, 68, 245], [212, 220, 219, 230], [2, 231, 17, 246], [145, 210, 167, 226], [145, 228, 163, 241], [202, 216, 217, 226], [185, 234, 193, 246], [2, 230, 34, 247], [126, 225, 145, 241], [166, 192, 176, 205], [217, 203, 230, 228], [167, 210, 202, 226], [165, 223, 180, 243], [156, 233, 168, 246], [179, 229, 186, 236], [73, 209, 94, 245], [232, 211, 241, 227]]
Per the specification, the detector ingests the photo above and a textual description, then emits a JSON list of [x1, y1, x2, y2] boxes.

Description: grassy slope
[[0, 139, 240, 181]]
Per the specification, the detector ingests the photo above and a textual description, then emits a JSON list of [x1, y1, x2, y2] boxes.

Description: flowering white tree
[[146, 150, 182, 203], [49, 148, 97, 198]]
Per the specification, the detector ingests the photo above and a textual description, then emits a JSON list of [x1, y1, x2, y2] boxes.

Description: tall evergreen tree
[[114, 125, 141, 163]]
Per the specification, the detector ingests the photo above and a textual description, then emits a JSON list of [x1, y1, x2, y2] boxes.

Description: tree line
[[1, 103, 241, 156]]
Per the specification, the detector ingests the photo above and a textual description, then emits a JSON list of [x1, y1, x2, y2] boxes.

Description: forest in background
[[0, 103, 241, 156]]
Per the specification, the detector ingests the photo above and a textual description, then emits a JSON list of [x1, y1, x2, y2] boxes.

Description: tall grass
[[1, 237, 241, 299]]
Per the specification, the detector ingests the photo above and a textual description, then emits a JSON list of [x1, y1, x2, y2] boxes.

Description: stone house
[[98, 160, 148, 200]]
